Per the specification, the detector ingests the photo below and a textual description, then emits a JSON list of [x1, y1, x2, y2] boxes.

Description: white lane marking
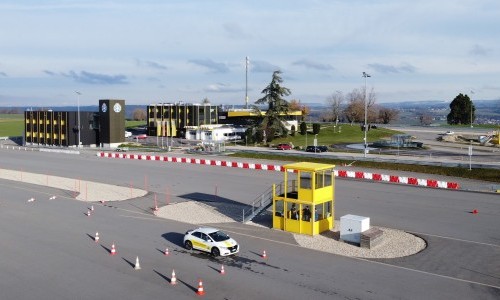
[[408, 231, 500, 248], [212, 224, 500, 290], [354, 257, 500, 290], [119, 214, 163, 221]]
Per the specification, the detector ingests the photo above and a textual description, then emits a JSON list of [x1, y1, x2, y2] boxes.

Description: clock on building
[[101, 103, 107, 113], [113, 103, 122, 113]]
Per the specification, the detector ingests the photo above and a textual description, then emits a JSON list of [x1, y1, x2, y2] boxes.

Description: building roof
[[283, 162, 335, 172]]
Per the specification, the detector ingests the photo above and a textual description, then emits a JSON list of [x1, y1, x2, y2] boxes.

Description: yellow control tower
[[272, 162, 335, 236]]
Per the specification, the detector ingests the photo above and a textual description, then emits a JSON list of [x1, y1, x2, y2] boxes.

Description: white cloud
[[292, 59, 334, 71], [188, 59, 230, 73], [204, 83, 244, 93], [0, 0, 498, 105]]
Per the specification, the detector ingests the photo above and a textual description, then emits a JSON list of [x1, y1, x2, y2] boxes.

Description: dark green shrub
[[300, 122, 307, 135], [312, 123, 321, 134]]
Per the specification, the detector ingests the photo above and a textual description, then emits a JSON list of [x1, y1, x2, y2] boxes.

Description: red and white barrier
[[97, 152, 460, 190]]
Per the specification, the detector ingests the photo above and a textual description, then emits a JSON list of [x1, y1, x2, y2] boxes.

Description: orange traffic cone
[[196, 279, 205, 295], [220, 264, 225, 275], [262, 250, 267, 259], [110, 243, 117, 255], [170, 269, 177, 285], [94, 232, 100, 243], [472, 209, 478, 214], [164, 248, 169, 256]]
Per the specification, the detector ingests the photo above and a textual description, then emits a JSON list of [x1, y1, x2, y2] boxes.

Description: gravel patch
[[0, 169, 146, 202], [155, 201, 235, 224], [293, 226, 426, 258]]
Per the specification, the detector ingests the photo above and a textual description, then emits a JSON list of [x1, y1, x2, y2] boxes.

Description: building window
[[275, 200, 284, 217], [300, 171, 312, 189], [314, 170, 333, 189]]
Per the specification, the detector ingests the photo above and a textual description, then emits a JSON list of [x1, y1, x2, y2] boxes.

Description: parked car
[[276, 143, 292, 150], [183, 227, 239, 257], [136, 134, 147, 140], [306, 145, 328, 153]]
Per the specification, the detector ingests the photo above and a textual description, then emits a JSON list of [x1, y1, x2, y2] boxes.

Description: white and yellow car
[[183, 227, 239, 257]]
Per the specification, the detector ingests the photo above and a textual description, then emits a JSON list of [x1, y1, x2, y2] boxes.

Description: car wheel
[[211, 247, 220, 257], [184, 240, 193, 250]]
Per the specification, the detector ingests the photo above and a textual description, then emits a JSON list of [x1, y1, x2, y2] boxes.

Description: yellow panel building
[[272, 162, 335, 236]]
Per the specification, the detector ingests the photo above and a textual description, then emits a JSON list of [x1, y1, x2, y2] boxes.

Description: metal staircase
[[241, 181, 292, 223]]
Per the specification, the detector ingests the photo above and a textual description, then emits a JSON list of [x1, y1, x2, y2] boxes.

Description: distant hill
[[379, 99, 499, 110], [1, 99, 499, 124]]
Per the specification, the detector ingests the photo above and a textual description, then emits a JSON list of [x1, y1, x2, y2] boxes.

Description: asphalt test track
[[0, 149, 499, 299]]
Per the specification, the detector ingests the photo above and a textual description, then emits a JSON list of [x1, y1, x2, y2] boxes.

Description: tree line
[[323, 89, 398, 125], [130, 71, 473, 139], [0, 108, 22, 114]]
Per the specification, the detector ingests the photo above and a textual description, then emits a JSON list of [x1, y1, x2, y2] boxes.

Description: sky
[[0, 0, 499, 107]]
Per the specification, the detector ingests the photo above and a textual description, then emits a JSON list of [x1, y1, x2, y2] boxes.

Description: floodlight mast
[[362, 72, 371, 158]]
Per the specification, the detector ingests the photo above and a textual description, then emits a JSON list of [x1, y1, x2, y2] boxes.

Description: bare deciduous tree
[[325, 91, 343, 125], [378, 107, 399, 124], [344, 87, 376, 124], [418, 112, 433, 126], [132, 108, 147, 121], [289, 99, 310, 122]]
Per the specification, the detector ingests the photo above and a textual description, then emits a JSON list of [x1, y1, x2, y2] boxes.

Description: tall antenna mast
[[245, 56, 249, 109]]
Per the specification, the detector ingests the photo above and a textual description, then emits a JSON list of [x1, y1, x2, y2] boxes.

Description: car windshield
[[208, 231, 230, 242]]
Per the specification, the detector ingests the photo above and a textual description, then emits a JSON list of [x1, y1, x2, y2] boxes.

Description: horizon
[[2, 98, 499, 109], [1, 1, 499, 106]]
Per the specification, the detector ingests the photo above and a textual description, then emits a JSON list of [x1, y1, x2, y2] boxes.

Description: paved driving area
[[1, 168, 426, 259]]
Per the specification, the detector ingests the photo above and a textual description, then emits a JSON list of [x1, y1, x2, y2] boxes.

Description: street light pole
[[362, 72, 371, 158], [75, 91, 81, 148]]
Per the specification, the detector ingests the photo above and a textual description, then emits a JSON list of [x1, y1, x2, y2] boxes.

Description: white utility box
[[340, 214, 370, 244]]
